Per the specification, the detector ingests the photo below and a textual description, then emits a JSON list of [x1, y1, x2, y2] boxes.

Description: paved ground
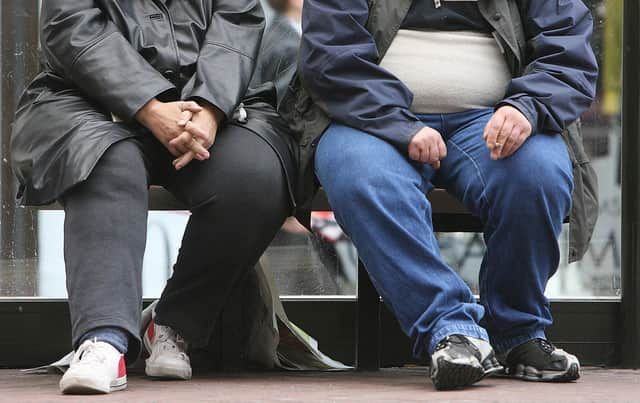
[[1, 367, 639, 402]]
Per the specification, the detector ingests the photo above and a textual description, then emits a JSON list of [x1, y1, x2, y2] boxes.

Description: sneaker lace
[[155, 325, 189, 360], [537, 339, 555, 354], [77, 339, 109, 365]]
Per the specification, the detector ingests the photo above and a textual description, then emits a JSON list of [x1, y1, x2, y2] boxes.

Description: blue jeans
[[314, 108, 573, 357]]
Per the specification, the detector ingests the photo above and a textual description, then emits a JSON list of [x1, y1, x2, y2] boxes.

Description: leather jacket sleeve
[[500, 0, 599, 134], [299, 0, 424, 150], [185, 0, 265, 118], [40, 0, 176, 121]]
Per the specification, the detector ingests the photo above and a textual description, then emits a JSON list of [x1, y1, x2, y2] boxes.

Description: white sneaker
[[59, 339, 127, 394], [143, 318, 192, 380]]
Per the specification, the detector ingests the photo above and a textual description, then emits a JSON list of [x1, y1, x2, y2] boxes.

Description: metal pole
[[620, 0, 640, 368], [0, 1, 39, 294]]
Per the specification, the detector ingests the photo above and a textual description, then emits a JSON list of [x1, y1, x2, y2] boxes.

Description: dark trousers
[[61, 124, 290, 359]]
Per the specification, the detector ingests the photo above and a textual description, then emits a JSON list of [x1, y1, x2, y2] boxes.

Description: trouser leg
[[61, 139, 150, 359], [434, 109, 573, 354], [154, 125, 290, 347], [314, 123, 487, 358]]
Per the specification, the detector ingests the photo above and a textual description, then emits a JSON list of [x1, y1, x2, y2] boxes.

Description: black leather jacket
[[11, 0, 296, 206]]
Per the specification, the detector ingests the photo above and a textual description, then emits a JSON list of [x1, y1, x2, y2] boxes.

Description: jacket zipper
[[434, 0, 441, 8]]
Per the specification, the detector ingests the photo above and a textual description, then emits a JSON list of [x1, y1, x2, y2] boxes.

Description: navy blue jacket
[[299, 0, 598, 150]]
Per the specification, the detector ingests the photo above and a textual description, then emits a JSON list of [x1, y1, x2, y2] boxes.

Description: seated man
[[11, 0, 297, 394], [285, 0, 598, 390]]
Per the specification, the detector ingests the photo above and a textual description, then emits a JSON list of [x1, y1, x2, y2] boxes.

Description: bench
[[146, 186, 483, 370], [44, 186, 489, 369], [46, 186, 568, 369]]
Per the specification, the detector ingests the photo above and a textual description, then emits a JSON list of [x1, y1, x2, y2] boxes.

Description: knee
[[490, 149, 573, 217], [205, 154, 289, 217], [66, 140, 147, 201]]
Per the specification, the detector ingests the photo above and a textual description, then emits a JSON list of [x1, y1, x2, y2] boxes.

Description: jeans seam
[[446, 139, 497, 324]]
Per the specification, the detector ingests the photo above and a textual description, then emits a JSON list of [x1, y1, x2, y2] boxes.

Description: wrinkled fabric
[[299, 0, 597, 149], [281, 0, 598, 262], [10, 0, 300, 206]]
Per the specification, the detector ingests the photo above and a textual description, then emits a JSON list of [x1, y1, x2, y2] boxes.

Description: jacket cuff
[[186, 93, 233, 120], [398, 119, 426, 151], [497, 98, 539, 136], [126, 84, 178, 122]]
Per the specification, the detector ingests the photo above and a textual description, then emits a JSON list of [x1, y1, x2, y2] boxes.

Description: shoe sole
[[430, 357, 486, 390], [482, 355, 504, 377], [505, 362, 580, 382], [146, 363, 192, 380], [60, 375, 127, 394]]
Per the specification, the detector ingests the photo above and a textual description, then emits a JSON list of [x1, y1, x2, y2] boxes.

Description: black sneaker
[[501, 338, 580, 382], [429, 335, 488, 390]]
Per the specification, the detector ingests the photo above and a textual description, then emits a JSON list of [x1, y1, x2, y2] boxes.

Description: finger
[[510, 132, 530, 158], [186, 137, 210, 160], [483, 111, 503, 141], [500, 129, 521, 158], [495, 120, 514, 158], [180, 101, 203, 113], [437, 138, 447, 160], [178, 110, 194, 127], [173, 151, 196, 170], [169, 132, 193, 154], [182, 121, 210, 143], [408, 144, 421, 162], [430, 160, 441, 170], [484, 113, 506, 150], [421, 144, 434, 164]]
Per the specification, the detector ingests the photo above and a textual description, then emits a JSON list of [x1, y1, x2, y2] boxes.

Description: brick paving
[[1, 367, 639, 402]]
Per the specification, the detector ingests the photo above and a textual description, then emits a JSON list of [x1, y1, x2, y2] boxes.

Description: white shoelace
[[154, 325, 189, 360], [75, 339, 110, 366]]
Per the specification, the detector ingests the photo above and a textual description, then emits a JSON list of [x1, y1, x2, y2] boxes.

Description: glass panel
[[264, 215, 357, 296], [2, 210, 358, 298]]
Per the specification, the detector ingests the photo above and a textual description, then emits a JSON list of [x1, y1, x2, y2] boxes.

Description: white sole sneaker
[[143, 320, 192, 380], [59, 340, 127, 395], [60, 373, 127, 394], [145, 362, 192, 380]]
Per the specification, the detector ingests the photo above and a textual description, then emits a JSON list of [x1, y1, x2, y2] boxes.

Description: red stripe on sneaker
[[118, 356, 126, 378], [147, 319, 155, 343]]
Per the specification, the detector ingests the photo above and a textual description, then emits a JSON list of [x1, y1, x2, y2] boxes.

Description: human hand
[[171, 103, 225, 170], [483, 105, 533, 160], [135, 99, 207, 158], [408, 126, 447, 169]]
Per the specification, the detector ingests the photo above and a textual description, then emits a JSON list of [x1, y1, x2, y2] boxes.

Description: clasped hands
[[408, 105, 533, 168], [135, 99, 224, 170]]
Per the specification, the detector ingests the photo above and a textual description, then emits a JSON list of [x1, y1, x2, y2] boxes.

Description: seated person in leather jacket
[[11, 0, 297, 394]]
